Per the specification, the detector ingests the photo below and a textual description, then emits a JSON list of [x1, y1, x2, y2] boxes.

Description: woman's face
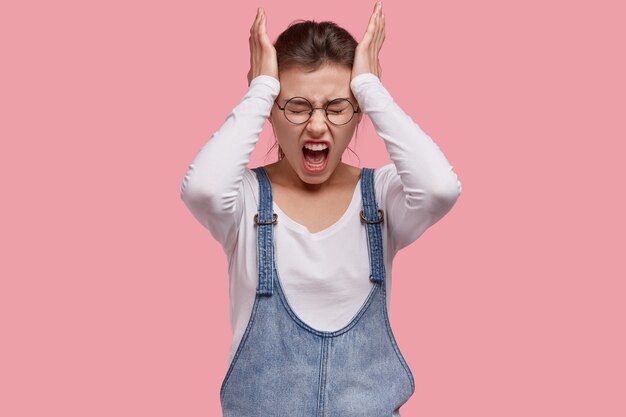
[[269, 64, 363, 185]]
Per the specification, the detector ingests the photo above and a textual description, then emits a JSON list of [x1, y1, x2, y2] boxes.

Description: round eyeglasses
[[274, 97, 361, 126]]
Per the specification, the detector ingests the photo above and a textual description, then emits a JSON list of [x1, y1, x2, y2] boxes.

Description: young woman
[[180, 2, 462, 415]]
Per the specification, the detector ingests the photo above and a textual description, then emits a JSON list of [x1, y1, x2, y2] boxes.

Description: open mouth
[[302, 143, 330, 171]]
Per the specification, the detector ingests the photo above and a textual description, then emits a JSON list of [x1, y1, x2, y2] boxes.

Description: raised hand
[[351, 1, 385, 81], [247, 7, 279, 86]]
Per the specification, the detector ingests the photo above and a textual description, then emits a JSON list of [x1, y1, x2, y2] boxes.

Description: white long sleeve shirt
[[180, 73, 462, 367]]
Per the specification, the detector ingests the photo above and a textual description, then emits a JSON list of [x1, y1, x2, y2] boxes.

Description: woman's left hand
[[352, 1, 385, 81]]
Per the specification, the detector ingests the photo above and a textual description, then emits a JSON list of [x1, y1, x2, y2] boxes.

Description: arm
[[179, 75, 280, 251], [350, 72, 462, 253]]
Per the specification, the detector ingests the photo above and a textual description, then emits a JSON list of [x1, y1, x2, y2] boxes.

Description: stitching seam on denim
[[316, 336, 329, 417]]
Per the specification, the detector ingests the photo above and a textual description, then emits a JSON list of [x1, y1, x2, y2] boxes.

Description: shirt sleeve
[[350, 72, 462, 254], [179, 75, 280, 252]]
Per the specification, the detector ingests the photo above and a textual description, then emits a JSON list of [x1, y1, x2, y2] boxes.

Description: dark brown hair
[[266, 20, 361, 164]]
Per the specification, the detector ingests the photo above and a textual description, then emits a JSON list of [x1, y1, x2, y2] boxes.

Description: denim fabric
[[220, 166, 415, 417]]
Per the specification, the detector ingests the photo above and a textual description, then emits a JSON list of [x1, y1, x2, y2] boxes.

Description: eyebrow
[[284, 96, 353, 105]]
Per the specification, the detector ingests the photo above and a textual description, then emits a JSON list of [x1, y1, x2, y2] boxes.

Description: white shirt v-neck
[[271, 176, 361, 239]]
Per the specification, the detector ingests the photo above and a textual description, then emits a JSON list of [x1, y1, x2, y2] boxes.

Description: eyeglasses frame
[[273, 96, 361, 126]]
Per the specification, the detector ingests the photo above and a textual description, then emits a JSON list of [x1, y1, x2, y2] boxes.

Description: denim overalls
[[220, 166, 415, 417]]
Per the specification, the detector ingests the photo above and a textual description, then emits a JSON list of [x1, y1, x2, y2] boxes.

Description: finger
[[373, 4, 383, 42], [378, 15, 385, 51], [259, 10, 270, 45], [361, 4, 378, 43], [374, 10, 384, 52], [251, 9, 261, 52], [380, 15, 385, 46], [370, 3, 383, 42], [251, 20, 259, 51], [369, 13, 380, 55], [256, 9, 267, 43], [251, 8, 261, 33], [255, 8, 263, 33], [253, 9, 263, 41], [373, 13, 382, 48], [259, 8, 266, 35], [371, 12, 383, 75], [251, 10, 261, 68], [257, 9, 266, 57]]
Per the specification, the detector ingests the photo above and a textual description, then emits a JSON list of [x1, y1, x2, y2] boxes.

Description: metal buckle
[[254, 213, 278, 225], [360, 209, 384, 224]]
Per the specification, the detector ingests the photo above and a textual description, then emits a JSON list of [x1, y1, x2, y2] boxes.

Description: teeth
[[303, 143, 328, 151]]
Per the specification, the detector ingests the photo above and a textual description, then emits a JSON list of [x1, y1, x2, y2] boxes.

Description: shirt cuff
[[350, 72, 391, 113], [249, 75, 281, 96], [350, 72, 381, 90]]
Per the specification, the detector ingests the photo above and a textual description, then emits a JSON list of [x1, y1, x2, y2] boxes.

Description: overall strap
[[360, 168, 386, 284], [252, 167, 276, 296]]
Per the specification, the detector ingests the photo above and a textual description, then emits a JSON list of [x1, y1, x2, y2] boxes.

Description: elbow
[[180, 180, 222, 212], [438, 176, 462, 203], [179, 168, 238, 214], [436, 166, 462, 206], [427, 176, 462, 218], [179, 164, 215, 208], [180, 178, 205, 206], [179, 164, 204, 203]]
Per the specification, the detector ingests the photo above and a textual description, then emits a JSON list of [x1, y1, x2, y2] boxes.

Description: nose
[[306, 107, 329, 132]]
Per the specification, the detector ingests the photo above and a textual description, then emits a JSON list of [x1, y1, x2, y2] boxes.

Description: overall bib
[[220, 166, 415, 417]]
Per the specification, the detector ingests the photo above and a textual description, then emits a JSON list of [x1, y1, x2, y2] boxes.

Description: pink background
[[2, 0, 624, 415]]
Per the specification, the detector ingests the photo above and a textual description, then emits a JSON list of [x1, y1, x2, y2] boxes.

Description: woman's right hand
[[247, 8, 279, 86]]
